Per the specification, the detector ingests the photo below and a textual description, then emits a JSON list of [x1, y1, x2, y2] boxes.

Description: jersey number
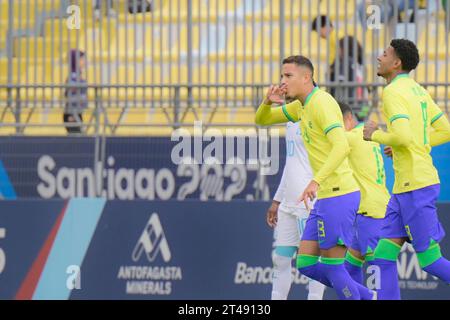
[[287, 140, 295, 156], [303, 127, 311, 144], [372, 146, 384, 185], [420, 101, 428, 145]]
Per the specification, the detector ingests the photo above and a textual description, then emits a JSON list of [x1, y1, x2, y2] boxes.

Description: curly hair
[[390, 39, 420, 72]]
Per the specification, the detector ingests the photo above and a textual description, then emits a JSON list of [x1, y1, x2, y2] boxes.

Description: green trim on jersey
[[431, 112, 444, 124], [282, 103, 296, 123], [324, 123, 342, 135], [304, 86, 320, 106], [391, 73, 409, 83], [355, 122, 364, 129], [389, 114, 410, 123]]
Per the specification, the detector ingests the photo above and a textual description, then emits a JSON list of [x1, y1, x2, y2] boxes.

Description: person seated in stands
[[63, 49, 88, 135]]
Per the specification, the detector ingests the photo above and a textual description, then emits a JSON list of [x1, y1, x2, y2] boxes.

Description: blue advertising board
[[0, 199, 449, 300], [0, 136, 283, 201], [0, 137, 450, 200]]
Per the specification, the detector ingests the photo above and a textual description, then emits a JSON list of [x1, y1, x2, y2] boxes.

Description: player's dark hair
[[339, 36, 363, 65], [311, 15, 333, 31], [338, 101, 353, 117], [282, 55, 316, 86], [390, 39, 420, 72]]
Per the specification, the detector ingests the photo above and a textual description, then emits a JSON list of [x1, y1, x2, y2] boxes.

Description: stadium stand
[[0, 0, 448, 135]]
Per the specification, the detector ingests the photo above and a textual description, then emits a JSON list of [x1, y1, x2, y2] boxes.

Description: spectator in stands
[[63, 49, 88, 135], [329, 36, 369, 119], [311, 15, 337, 70], [311, 16, 369, 114], [128, 0, 153, 14], [94, 0, 116, 20]]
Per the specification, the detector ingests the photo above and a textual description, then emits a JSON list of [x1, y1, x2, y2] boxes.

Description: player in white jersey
[[266, 121, 326, 300]]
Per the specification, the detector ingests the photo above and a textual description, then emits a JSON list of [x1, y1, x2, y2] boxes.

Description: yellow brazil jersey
[[299, 87, 359, 199], [346, 124, 390, 218], [380, 74, 442, 193]]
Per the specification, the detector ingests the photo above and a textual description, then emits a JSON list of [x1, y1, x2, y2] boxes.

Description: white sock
[[271, 254, 293, 300], [307, 278, 326, 300]]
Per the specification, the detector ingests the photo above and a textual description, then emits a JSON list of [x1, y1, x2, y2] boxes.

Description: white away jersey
[[273, 122, 314, 210]]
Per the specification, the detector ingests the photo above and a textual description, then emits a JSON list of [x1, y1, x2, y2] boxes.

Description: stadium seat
[[210, 25, 257, 62], [319, 0, 357, 21], [1, 0, 448, 136], [246, 64, 280, 84], [271, 25, 329, 62], [418, 23, 449, 60], [414, 63, 439, 83], [181, 0, 241, 23], [217, 64, 246, 100], [13, 37, 75, 59], [134, 65, 173, 100], [359, 26, 388, 55], [208, 105, 256, 126], [246, 0, 319, 22], [134, 25, 180, 62], [366, 63, 379, 83], [43, 18, 82, 40], [118, 0, 199, 23], [101, 65, 138, 101], [0, 0, 52, 30], [0, 58, 21, 84], [104, 26, 143, 62], [111, 107, 175, 136], [166, 25, 201, 61], [0, 23, 6, 50], [436, 63, 450, 101]]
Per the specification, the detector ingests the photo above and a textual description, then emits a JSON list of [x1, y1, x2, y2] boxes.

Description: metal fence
[[0, 0, 449, 135]]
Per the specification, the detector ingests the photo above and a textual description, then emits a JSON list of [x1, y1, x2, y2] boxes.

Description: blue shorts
[[350, 214, 386, 256], [302, 191, 360, 249], [380, 184, 445, 252]]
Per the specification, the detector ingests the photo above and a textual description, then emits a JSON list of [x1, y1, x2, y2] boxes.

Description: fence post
[[186, 0, 193, 130], [279, 0, 285, 65]]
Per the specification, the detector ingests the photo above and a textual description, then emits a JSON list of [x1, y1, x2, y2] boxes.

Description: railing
[[0, 0, 448, 135]]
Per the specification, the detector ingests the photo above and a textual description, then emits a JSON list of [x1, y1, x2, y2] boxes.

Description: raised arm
[[255, 84, 301, 125]]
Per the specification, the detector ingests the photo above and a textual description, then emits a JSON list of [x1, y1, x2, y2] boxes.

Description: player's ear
[[303, 70, 311, 84], [393, 57, 402, 70], [303, 73, 310, 85]]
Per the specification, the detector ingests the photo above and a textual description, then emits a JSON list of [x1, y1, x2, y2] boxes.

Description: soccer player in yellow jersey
[[256, 55, 375, 300], [338, 102, 390, 286], [364, 39, 450, 299]]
